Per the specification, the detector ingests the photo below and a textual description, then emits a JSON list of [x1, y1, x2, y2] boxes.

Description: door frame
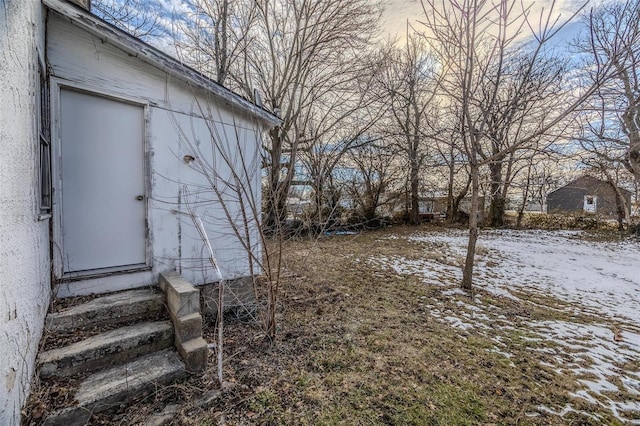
[[51, 79, 152, 280]]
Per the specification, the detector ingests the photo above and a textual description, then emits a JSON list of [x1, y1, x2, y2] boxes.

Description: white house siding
[[47, 13, 264, 296], [0, 2, 51, 424]]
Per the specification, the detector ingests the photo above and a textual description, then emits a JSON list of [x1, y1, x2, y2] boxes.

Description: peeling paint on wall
[[5, 369, 16, 392], [0, 2, 51, 424]]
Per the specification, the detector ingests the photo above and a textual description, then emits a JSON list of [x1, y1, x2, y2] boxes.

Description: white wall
[[150, 107, 263, 285], [0, 2, 51, 424], [47, 13, 265, 294]]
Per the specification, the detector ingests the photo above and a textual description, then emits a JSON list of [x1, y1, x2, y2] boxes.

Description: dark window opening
[[38, 60, 52, 213]]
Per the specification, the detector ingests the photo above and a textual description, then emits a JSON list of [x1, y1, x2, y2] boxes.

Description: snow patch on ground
[[368, 229, 640, 423], [532, 320, 640, 422], [407, 229, 640, 318]]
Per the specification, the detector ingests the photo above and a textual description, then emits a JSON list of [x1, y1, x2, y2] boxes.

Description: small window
[[586, 196, 594, 205], [38, 60, 52, 213]]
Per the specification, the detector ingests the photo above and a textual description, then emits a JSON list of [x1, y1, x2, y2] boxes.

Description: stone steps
[[43, 350, 186, 426], [38, 320, 174, 378], [46, 288, 165, 332], [34, 275, 208, 425]]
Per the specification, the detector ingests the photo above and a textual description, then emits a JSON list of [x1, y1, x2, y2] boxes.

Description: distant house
[[0, 0, 279, 422], [420, 195, 486, 221], [546, 175, 632, 217]]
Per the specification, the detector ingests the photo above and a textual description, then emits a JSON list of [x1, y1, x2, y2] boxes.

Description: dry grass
[[187, 225, 625, 425], [29, 225, 633, 425]]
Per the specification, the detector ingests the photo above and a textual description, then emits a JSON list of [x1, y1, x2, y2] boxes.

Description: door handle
[[136, 195, 144, 201]]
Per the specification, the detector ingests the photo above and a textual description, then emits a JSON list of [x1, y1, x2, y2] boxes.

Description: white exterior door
[[60, 89, 146, 274], [583, 195, 597, 213]]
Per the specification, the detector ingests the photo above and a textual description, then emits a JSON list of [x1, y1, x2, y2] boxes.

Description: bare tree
[[375, 33, 440, 224], [293, 58, 387, 229], [241, 0, 383, 231], [177, 0, 259, 85], [419, 0, 617, 291], [513, 159, 547, 227], [479, 53, 568, 226], [577, 0, 640, 184], [569, 0, 640, 232], [171, 0, 382, 232], [425, 113, 473, 223], [92, 0, 165, 41], [578, 97, 635, 231], [344, 140, 403, 225]]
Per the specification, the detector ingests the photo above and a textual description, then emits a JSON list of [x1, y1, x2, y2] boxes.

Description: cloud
[[157, 0, 192, 16], [381, 0, 614, 44]]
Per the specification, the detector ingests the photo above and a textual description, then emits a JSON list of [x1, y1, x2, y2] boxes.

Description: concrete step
[[43, 350, 186, 426], [38, 321, 174, 378], [46, 288, 165, 333]]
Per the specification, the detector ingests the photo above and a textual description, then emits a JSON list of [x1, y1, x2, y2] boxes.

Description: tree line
[[94, 0, 640, 291]]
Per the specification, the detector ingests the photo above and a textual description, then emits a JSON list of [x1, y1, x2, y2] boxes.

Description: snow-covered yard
[[369, 229, 640, 424]]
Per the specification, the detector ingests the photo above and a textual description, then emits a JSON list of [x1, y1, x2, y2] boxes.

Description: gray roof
[[43, 0, 281, 127], [549, 175, 633, 196]]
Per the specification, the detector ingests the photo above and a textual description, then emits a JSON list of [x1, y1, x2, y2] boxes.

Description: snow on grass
[[368, 229, 640, 423], [531, 320, 640, 422], [407, 229, 640, 319], [370, 254, 463, 285]]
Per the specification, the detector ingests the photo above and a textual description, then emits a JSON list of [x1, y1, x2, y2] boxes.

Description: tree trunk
[[410, 155, 420, 224], [446, 199, 457, 223], [448, 177, 470, 224], [516, 181, 531, 228], [215, 0, 229, 85], [313, 177, 324, 226], [488, 161, 505, 227], [446, 142, 456, 222], [263, 127, 289, 233], [488, 196, 506, 227], [462, 162, 479, 292], [516, 163, 534, 228], [614, 191, 625, 232], [608, 178, 631, 233], [450, 194, 464, 223], [616, 63, 640, 183]]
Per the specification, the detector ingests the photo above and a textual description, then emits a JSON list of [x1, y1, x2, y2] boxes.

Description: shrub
[[525, 213, 612, 230]]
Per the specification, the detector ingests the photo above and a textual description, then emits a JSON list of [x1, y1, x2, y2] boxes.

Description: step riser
[[39, 322, 174, 378]]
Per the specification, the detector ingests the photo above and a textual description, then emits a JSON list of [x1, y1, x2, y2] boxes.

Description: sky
[[381, 0, 593, 46], [127, 0, 616, 56], [381, 0, 425, 39]]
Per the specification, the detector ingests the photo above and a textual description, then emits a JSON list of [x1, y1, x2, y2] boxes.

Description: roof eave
[[43, 0, 281, 127]]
